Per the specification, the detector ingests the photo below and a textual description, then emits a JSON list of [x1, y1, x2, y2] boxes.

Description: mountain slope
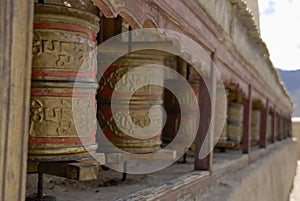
[[278, 69, 300, 117]]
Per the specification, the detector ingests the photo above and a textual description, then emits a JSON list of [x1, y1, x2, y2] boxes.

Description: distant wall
[[292, 118, 300, 158], [228, 141, 297, 201]]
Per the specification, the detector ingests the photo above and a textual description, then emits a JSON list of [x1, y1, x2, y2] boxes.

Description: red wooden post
[[259, 100, 268, 148], [242, 85, 252, 154], [194, 51, 216, 171]]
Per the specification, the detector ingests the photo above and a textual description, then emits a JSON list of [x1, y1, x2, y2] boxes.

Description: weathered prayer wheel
[[214, 83, 228, 143], [28, 3, 100, 161], [227, 102, 244, 142], [267, 113, 272, 141], [162, 80, 198, 144], [97, 51, 165, 153], [251, 109, 261, 142]]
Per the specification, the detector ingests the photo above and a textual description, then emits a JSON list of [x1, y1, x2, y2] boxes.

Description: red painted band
[[31, 91, 96, 98], [34, 22, 96, 42]]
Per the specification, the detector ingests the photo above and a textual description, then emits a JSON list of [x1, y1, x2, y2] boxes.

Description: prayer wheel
[[162, 79, 198, 146], [267, 113, 272, 141], [97, 51, 165, 153], [251, 109, 261, 142], [227, 102, 244, 142], [28, 3, 100, 161], [214, 83, 228, 143]]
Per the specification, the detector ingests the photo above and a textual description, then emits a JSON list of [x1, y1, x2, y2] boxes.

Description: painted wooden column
[[242, 85, 252, 154], [0, 1, 34, 201], [194, 51, 216, 171], [259, 100, 268, 148]]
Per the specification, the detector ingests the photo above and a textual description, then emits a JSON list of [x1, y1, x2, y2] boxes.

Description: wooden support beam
[[0, 1, 34, 200], [259, 100, 268, 148], [38, 162, 98, 181], [194, 51, 216, 171], [27, 162, 38, 174], [242, 85, 252, 154]]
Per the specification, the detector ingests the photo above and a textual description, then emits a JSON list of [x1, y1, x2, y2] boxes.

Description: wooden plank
[[27, 162, 38, 174], [76, 153, 106, 165], [105, 150, 177, 165], [242, 85, 252, 154], [216, 141, 241, 150], [124, 150, 177, 161], [0, 1, 33, 201], [38, 162, 98, 181]]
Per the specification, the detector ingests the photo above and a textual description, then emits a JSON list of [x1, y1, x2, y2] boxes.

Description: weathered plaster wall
[[196, 0, 232, 34], [244, 0, 260, 31], [202, 141, 298, 201], [292, 119, 300, 158]]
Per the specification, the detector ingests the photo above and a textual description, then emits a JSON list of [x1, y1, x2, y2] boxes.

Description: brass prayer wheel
[[28, 3, 100, 161], [162, 79, 198, 145], [215, 83, 228, 143], [251, 109, 261, 142], [267, 113, 272, 141], [227, 102, 244, 142], [97, 51, 165, 153]]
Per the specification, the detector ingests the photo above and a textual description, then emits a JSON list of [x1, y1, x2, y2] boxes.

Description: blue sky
[[258, 0, 300, 70]]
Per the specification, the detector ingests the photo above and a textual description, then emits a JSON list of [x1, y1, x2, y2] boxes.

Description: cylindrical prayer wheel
[[227, 102, 244, 142], [251, 109, 261, 142], [214, 83, 228, 143], [267, 113, 272, 141], [28, 3, 100, 161], [162, 80, 198, 145], [97, 51, 165, 153]]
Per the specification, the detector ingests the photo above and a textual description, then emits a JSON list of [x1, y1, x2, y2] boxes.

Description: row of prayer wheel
[[28, 2, 275, 161], [29, 2, 168, 159]]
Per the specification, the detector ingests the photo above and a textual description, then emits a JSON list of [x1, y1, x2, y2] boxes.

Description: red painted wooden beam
[[194, 51, 216, 171]]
